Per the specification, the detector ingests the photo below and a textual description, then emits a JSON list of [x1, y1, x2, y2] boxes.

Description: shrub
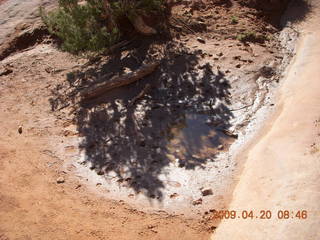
[[41, 0, 165, 54], [236, 31, 267, 43]]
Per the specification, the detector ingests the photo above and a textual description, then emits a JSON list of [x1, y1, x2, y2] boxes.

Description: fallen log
[[81, 61, 160, 101]]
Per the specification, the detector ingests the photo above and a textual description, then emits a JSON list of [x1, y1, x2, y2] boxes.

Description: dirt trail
[[0, 80, 209, 239], [211, 1, 320, 239]]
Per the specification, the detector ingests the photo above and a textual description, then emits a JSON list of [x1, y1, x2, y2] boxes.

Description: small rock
[[218, 145, 224, 150], [18, 126, 23, 134], [178, 162, 185, 168], [201, 188, 213, 196], [208, 226, 217, 231], [222, 129, 238, 139], [170, 193, 179, 199], [96, 183, 102, 186], [122, 67, 132, 74], [192, 198, 203, 205], [197, 37, 206, 44], [0, 68, 13, 77], [56, 177, 65, 184], [217, 52, 223, 57], [260, 66, 275, 78], [75, 184, 81, 189], [206, 119, 212, 125], [97, 170, 104, 175], [148, 224, 155, 229], [139, 140, 146, 147]]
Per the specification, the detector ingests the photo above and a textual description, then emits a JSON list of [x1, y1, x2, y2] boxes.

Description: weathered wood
[[81, 61, 160, 101]]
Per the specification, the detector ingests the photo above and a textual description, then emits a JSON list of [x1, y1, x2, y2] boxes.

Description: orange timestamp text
[[210, 210, 308, 220]]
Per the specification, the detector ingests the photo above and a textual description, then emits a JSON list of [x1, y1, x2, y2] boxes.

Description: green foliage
[[236, 31, 256, 42], [231, 16, 238, 24], [41, 0, 119, 53], [236, 31, 267, 43], [41, 0, 165, 54]]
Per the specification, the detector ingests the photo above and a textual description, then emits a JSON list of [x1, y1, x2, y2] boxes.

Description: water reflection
[[166, 113, 234, 168]]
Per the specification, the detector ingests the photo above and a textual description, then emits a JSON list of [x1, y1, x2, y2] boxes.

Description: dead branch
[[129, 83, 151, 106], [81, 61, 160, 101]]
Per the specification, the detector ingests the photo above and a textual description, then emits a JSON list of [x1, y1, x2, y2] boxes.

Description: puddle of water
[[166, 113, 233, 163]]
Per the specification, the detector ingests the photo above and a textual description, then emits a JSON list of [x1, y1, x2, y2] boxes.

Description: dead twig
[[230, 103, 254, 111], [129, 83, 151, 106]]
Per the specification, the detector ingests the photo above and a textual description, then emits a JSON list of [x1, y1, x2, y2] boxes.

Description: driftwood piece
[[81, 61, 160, 101]]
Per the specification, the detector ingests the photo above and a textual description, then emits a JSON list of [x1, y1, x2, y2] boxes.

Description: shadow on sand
[[50, 37, 234, 200]]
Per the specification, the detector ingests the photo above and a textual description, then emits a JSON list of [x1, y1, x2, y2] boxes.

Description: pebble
[[206, 119, 212, 125], [201, 188, 213, 196], [197, 37, 206, 44], [56, 177, 65, 184], [0, 68, 13, 76], [192, 198, 203, 205], [18, 126, 23, 134], [170, 193, 179, 198], [218, 145, 224, 150]]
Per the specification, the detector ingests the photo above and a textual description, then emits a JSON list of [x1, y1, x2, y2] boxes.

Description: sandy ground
[[211, 0, 320, 239]]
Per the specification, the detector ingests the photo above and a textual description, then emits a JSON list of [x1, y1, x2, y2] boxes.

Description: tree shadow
[[50, 37, 234, 200], [281, 0, 311, 25], [237, 0, 311, 28]]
